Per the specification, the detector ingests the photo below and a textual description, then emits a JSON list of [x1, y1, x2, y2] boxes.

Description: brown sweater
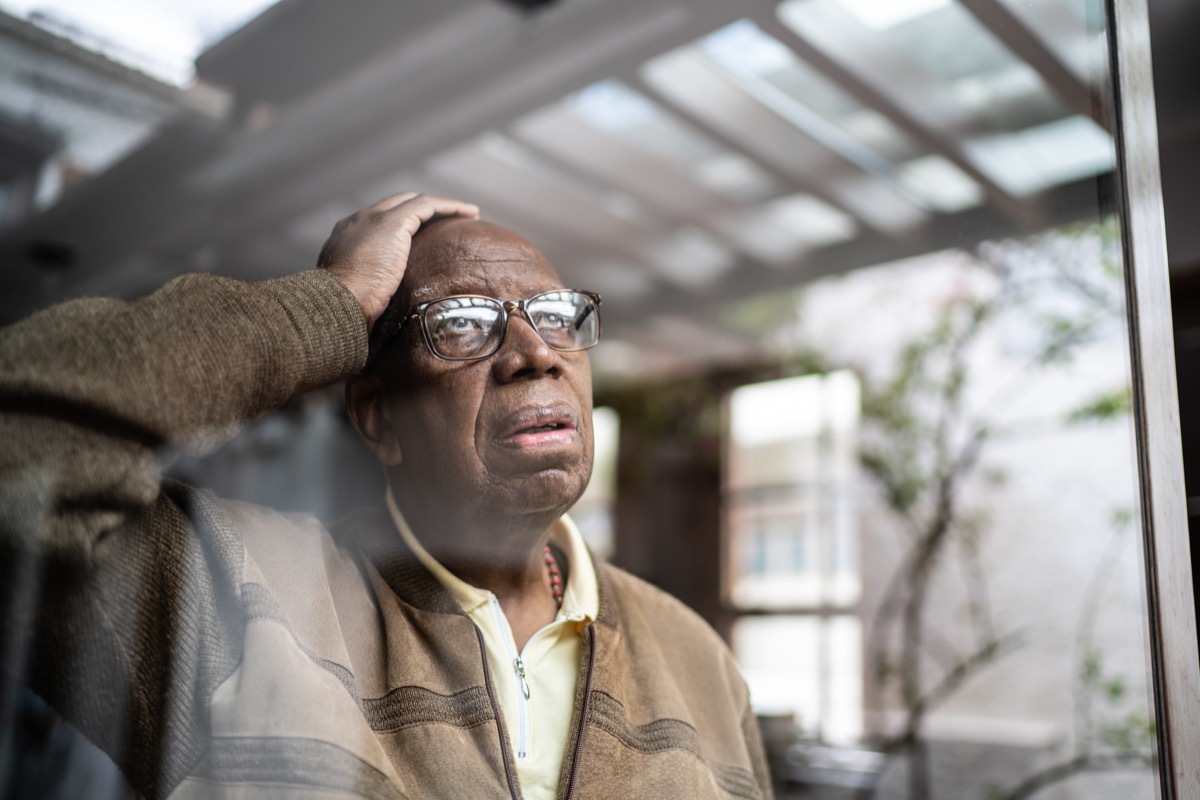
[[0, 270, 772, 800]]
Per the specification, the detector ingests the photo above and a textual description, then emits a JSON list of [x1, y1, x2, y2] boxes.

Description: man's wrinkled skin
[[341, 214, 594, 649]]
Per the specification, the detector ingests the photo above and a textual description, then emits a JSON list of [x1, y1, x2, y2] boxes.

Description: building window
[[725, 371, 862, 743]]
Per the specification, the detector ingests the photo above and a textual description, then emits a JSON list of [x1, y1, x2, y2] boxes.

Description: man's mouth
[[497, 405, 579, 450]]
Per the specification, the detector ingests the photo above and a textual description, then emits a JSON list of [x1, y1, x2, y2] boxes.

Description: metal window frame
[[1108, 0, 1200, 796]]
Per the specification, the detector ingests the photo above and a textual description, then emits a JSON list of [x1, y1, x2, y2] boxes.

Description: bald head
[[401, 218, 558, 304], [367, 218, 565, 368]]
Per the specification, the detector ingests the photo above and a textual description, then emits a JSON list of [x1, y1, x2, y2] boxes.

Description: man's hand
[[317, 193, 480, 327]]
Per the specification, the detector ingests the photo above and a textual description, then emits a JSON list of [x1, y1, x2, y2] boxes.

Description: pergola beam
[[622, 70, 903, 247], [605, 175, 1109, 332], [754, 14, 1035, 228], [959, 0, 1110, 131]]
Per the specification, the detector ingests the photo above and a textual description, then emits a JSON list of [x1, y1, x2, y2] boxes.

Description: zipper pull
[[513, 657, 531, 700]]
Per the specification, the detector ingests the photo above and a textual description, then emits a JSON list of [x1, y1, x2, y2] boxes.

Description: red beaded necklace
[[544, 545, 564, 608]]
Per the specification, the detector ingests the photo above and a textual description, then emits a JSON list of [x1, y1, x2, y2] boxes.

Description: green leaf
[[1110, 507, 1134, 527], [1098, 711, 1154, 752], [1067, 386, 1132, 424], [1082, 651, 1102, 685], [981, 467, 1008, 487]]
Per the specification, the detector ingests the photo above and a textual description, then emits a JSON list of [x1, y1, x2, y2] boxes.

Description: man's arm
[[0, 192, 478, 796], [0, 192, 477, 568], [0, 269, 366, 562], [0, 268, 371, 796]]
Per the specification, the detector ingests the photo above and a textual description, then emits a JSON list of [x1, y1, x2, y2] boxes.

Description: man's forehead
[[403, 219, 561, 298]]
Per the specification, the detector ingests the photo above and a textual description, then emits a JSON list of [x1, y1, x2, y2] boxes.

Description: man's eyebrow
[[411, 287, 438, 301]]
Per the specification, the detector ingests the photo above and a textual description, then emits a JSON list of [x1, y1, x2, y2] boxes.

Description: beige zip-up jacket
[[0, 269, 772, 799]]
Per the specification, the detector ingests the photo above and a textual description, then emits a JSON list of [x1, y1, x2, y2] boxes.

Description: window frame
[[1107, 0, 1200, 796]]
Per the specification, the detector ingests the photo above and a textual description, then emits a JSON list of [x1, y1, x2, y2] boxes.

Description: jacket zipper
[[476, 626, 522, 800], [563, 624, 596, 800], [488, 594, 533, 759]]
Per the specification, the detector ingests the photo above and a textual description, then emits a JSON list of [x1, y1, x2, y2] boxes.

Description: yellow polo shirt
[[386, 491, 599, 800]]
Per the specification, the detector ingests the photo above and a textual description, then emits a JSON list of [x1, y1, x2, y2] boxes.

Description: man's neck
[[389, 481, 563, 646]]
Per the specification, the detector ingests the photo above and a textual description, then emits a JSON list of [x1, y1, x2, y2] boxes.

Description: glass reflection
[[0, 0, 1165, 796], [723, 219, 1155, 798]]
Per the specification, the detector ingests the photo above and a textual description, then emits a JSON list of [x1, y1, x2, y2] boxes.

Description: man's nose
[[491, 313, 560, 382]]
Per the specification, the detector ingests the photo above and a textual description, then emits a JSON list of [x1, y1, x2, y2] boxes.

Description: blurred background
[[2, 0, 1198, 798]]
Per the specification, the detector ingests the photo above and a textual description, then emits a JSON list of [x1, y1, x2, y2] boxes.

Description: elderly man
[[0, 194, 771, 799]]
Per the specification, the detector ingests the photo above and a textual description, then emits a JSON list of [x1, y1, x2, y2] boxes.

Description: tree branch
[[956, 527, 997, 649], [881, 632, 1022, 753], [913, 634, 1021, 727]]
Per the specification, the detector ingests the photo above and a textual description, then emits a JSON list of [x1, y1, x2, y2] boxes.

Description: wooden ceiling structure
[[0, 0, 1118, 378]]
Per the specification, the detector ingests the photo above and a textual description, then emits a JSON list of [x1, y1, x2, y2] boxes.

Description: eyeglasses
[[398, 289, 602, 361]]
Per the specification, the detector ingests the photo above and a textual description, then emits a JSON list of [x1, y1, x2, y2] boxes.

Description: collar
[[385, 489, 599, 623]]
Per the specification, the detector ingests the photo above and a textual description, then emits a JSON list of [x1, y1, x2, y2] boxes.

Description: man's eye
[[534, 310, 573, 329], [437, 316, 480, 333]]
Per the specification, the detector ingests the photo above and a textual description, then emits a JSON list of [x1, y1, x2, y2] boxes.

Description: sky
[[1, 0, 279, 84]]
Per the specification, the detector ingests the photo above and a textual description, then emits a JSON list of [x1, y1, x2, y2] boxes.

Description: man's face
[[376, 219, 594, 520]]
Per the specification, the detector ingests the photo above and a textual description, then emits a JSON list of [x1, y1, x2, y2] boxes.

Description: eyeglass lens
[[424, 291, 599, 359]]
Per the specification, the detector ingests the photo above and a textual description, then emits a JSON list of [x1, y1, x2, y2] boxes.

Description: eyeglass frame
[[392, 288, 603, 362]]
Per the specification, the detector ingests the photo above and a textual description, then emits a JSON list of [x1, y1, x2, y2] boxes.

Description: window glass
[[722, 226, 1158, 798]]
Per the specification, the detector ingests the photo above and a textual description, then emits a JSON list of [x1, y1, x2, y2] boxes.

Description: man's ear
[[345, 374, 404, 466]]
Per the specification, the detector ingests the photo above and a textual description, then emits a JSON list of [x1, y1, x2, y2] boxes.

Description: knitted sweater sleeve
[[0, 269, 366, 562], [0, 269, 368, 796]]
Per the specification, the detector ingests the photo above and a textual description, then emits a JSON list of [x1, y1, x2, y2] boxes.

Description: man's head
[[346, 218, 595, 528]]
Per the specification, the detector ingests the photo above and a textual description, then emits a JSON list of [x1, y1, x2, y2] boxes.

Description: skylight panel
[[718, 193, 858, 265], [643, 226, 736, 288], [963, 115, 1113, 196], [699, 20, 920, 165], [567, 80, 780, 203], [837, 0, 952, 30], [765, 194, 858, 248], [570, 81, 662, 134], [693, 153, 779, 204], [896, 155, 984, 213], [776, 0, 1106, 198]]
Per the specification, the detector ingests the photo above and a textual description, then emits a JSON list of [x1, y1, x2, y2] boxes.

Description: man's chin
[[485, 451, 591, 511], [486, 436, 585, 473]]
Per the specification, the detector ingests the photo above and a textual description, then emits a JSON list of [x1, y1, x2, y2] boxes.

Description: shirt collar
[[385, 489, 599, 623]]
